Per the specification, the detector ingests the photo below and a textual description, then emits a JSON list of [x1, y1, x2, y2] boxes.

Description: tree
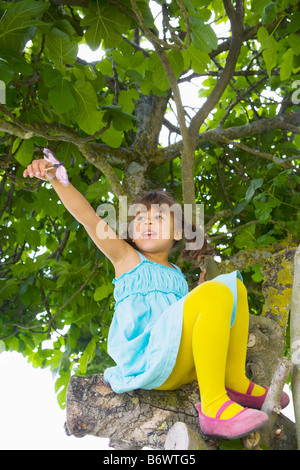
[[0, 0, 299, 450]]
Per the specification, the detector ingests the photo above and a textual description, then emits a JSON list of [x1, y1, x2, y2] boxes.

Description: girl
[[23, 155, 289, 440]]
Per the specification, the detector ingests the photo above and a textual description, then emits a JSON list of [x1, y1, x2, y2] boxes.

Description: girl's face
[[130, 204, 181, 252]]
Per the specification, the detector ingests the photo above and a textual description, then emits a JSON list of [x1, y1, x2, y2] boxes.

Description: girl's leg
[[157, 280, 244, 419], [225, 278, 265, 396]]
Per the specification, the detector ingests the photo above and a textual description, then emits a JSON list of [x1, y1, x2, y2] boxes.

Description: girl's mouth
[[142, 230, 157, 239]]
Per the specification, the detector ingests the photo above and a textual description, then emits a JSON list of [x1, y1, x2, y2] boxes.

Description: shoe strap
[[246, 381, 255, 396], [215, 400, 236, 419]]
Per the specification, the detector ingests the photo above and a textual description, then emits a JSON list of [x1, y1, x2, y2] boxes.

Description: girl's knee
[[236, 278, 247, 299], [188, 280, 234, 304]]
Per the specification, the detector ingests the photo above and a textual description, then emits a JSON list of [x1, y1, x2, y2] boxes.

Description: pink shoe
[[226, 381, 290, 410], [195, 400, 269, 439]]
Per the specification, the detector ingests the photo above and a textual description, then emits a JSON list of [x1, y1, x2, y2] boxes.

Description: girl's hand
[[198, 269, 206, 285], [23, 159, 56, 182]]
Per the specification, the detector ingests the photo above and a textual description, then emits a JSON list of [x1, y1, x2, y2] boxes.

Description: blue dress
[[103, 250, 243, 393]]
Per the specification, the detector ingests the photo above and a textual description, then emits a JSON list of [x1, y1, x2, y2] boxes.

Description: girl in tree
[[23, 153, 289, 440]]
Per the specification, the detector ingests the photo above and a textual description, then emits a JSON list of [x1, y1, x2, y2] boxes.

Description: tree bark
[[260, 357, 292, 449], [65, 314, 296, 450], [65, 375, 208, 450], [290, 244, 300, 449], [246, 315, 286, 387]]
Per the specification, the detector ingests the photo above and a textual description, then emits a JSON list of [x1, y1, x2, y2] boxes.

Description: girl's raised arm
[[23, 159, 132, 267]]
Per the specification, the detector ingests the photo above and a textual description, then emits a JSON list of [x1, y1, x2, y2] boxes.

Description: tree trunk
[[290, 244, 300, 449], [65, 314, 297, 450]]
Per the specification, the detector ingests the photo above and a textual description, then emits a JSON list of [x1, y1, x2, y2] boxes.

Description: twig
[[260, 357, 292, 448]]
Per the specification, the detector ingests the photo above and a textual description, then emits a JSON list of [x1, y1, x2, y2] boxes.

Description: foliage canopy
[[0, 0, 299, 408]]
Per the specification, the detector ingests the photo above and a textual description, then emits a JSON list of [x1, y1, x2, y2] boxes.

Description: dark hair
[[123, 190, 214, 265]]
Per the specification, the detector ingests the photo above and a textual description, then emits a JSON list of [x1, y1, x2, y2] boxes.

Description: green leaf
[[45, 28, 78, 67], [262, 2, 278, 25], [55, 368, 71, 410], [245, 178, 264, 202], [13, 139, 34, 167], [271, 169, 292, 188], [0, 340, 5, 354], [85, 179, 110, 201], [232, 178, 263, 215], [67, 323, 80, 350], [96, 57, 113, 76], [287, 11, 300, 34], [257, 26, 278, 77], [146, 50, 184, 91], [94, 283, 113, 302], [101, 125, 123, 148], [78, 336, 98, 374], [189, 16, 217, 52], [253, 195, 281, 224], [13, 218, 40, 247], [134, 0, 157, 32], [256, 233, 277, 247], [234, 224, 257, 250], [48, 78, 76, 113], [0, 278, 19, 299], [73, 80, 104, 135], [149, 54, 170, 91], [117, 89, 139, 114], [182, 43, 210, 74], [251, 0, 270, 16], [219, 438, 244, 450], [0, 59, 14, 83], [0, 0, 49, 50], [0, 48, 33, 75], [251, 265, 264, 283], [280, 48, 294, 81], [289, 33, 300, 56], [167, 50, 184, 79], [81, 2, 131, 50]]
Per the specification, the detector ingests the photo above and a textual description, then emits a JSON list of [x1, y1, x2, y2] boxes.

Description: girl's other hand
[[23, 159, 56, 182], [199, 269, 206, 285]]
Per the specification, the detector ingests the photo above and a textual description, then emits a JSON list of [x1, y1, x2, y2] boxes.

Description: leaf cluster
[[0, 0, 299, 409]]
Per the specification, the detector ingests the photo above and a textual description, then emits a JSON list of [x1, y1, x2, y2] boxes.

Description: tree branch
[[261, 357, 292, 448], [222, 139, 298, 169], [65, 314, 297, 450], [290, 244, 300, 449], [130, 0, 183, 51], [0, 119, 34, 140], [188, 0, 244, 142], [155, 47, 196, 206], [161, 110, 300, 163], [0, 113, 131, 200]]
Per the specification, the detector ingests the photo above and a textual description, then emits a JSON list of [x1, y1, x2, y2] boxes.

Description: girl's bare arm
[[23, 159, 133, 266]]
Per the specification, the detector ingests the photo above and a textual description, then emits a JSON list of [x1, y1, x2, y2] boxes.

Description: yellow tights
[[156, 279, 265, 419]]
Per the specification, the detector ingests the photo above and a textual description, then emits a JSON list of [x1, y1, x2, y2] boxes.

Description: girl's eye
[[136, 213, 164, 221]]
